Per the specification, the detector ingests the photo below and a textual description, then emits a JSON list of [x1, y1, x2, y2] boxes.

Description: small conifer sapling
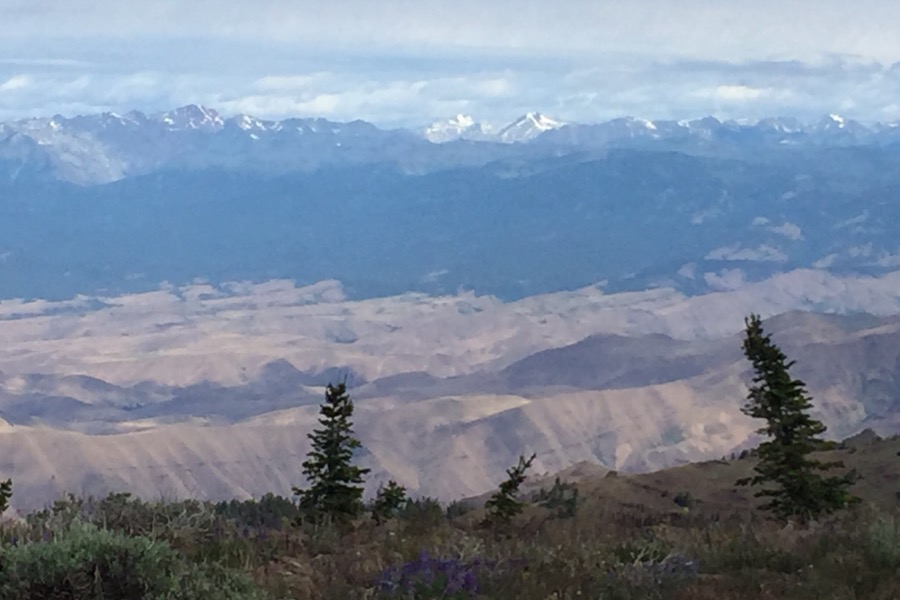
[[483, 453, 536, 528], [0, 479, 11, 515], [371, 480, 408, 524]]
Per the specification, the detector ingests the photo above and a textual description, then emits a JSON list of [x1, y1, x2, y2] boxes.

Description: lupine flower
[[376, 551, 482, 598], [377, 551, 529, 598]]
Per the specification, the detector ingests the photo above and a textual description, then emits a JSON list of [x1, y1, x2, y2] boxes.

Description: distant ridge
[[3, 105, 899, 185]]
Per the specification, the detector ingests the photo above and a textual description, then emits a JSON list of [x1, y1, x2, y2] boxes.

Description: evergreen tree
[[483, 453, 536, 528], [737, 314, 858, 522], [0, 479, 10, 515], [371, 480, 408, 524], [293, 382, 370, 523]]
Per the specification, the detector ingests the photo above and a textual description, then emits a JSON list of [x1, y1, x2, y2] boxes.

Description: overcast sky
[[1, 0, 899, 126]]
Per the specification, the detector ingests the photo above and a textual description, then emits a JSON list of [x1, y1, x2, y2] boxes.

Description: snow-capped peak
[[524, 112, 562, 130], [497, 112, 564, 143]]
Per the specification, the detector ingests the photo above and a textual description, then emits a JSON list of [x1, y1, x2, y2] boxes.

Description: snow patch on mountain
[[423, 114, 495, 143], [233, 114, 272, 131], [157, 105, 224, 131]]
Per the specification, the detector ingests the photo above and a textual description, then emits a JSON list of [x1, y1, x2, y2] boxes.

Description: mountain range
[[3, 106, 900, 187], [1, 105, 900, 303]]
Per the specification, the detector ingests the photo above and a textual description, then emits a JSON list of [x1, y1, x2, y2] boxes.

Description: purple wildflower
[[376, 550, 485, 598]]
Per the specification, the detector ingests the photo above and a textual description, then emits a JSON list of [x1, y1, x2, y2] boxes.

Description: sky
[[1, 0, 900, 127]]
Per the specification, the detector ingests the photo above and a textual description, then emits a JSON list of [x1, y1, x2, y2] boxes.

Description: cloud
[[677, 263, 697, 280], [712, 85, 772, 102], [2, 2, 900, 125], [691, 83, 778, 104], [0, 58, 93, 69], [704, 269, 746, 291], [5, 1, 900, 63], [813, 254, 838, 269], [215, 74, 518, 125], [4, 55, 900, 128], [706, 244, 788, 263], [0, 75, 30, 92], [254, 75, 325, 93], [769, 222, 804, 241], [849, 244, 873, 258], [874, 251, 900, 268]]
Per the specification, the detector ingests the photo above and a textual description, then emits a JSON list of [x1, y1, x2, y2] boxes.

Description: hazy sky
[[1, 0, 899, 126]]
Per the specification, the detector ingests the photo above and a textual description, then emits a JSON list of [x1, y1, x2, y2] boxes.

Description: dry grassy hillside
[[1, 272, 899, 513], [527, 431, 900, 516]]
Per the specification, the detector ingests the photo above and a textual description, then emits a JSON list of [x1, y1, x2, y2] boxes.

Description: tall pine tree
[[737, 314, 858, 522], [294, 382, 370, 523]]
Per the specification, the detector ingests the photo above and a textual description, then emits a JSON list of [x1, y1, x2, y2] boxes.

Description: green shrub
[[0, 521, 266, 600], [0, 521, 178, 599], [611, 536, 672, 565], [166, 561, 269, 600], [398, 497, 446, 533], [673, 491, 695, 510], [215, 493, 300, 530], [24, 493, 219, 543], [865, 513, 900, 570], [445, 500, 474, 520]]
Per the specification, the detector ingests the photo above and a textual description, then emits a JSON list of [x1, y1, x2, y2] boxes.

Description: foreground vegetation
[[0, 433, 897, 599]]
